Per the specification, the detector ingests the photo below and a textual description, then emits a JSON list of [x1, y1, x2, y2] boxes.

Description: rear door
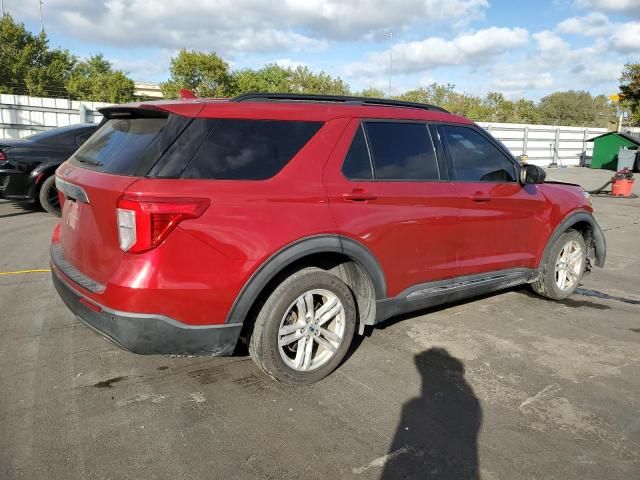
[[437, 123, 549, 277], [323, 119, 458, 298]]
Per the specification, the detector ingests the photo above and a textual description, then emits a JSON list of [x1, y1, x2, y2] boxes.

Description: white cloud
[[611, 21, 640, 49], [346, 27, 529, 76], [13, 0, 490, 55], [111, 53, 174, 81], [554, 11, 640, 53], [488, 68, 554, 93], [576, 0, 640, 14], [556, 12, 613, 36]]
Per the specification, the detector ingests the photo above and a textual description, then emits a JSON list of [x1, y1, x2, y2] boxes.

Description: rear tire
[[39, 175, 61, 217], [531, 229, 586, 300], [249, 267, 357, 385]]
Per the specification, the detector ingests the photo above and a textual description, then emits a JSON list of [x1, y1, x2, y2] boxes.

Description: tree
[[620, 63, 640, 125], [161, 49, 232, 98], [538, 90, 614, 127], [0, 14, 74, 97], [228, 63, 350, 96], [395, 84, 492, 120], [66, 54, 135, 103], [356, 87, 387, 98], [230, 64, 291, 94], [288, 66, 350, 95]]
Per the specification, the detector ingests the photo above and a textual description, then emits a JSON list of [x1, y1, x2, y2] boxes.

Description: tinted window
[[342, 125, 373, 180], [441, 125, 516, 182], [181, 120, 322, 180], [70, 117, 167, 175], [75, 130, 94, 147], [364, 122, 439, 181]]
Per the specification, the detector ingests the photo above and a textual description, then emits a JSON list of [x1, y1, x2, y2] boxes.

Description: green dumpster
[[587, 132, 640, 170]]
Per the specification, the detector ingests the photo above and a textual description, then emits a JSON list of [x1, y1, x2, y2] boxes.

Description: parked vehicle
[[50, 93, 606, 384], [0, 123, 98, 216]]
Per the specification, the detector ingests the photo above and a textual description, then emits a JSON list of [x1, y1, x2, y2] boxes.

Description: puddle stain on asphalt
[[575, 288, 640, 306], [93, 376, 128, 388]]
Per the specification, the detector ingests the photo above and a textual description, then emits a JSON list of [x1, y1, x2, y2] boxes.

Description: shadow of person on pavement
[[380, 348, 482, 480]]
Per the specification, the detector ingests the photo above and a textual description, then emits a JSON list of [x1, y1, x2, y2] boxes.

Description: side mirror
[[520, 164, 546, 185]]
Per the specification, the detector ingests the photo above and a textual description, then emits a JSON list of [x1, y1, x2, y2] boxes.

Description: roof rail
[[231, 92, 449, 113]]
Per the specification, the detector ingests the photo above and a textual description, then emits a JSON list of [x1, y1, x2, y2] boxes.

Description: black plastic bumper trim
[[52, 267, 241, 356]]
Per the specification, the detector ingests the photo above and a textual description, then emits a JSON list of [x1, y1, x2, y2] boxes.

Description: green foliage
[[231, 64, 291, 94], [620, 63, 640, 124], [226, 63, 350, 96], [66, 55, 135, 103], [161, 49, 233, 98], [0, 14, 75, 96], [538, 90, 614, 127], [0, 15, 135, 102], [288, 66, 350, 95], [356, 87, 387, 98]]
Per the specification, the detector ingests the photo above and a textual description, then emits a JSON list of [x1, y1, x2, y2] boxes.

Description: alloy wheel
[[554, 240, 583, 291], [277, 289, 346, 371]]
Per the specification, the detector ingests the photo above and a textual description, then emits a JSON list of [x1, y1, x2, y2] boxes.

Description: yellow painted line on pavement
[[0, 269, 51, 276]]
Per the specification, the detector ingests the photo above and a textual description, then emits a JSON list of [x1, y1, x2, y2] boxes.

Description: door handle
[[469, 192, 491, 202], [343, 189, 377, 202]]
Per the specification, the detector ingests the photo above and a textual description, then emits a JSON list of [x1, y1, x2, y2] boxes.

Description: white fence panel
[[0, 94, 109, 139], [478, 122, 609, 167]]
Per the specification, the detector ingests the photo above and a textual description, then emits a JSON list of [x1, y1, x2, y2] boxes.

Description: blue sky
[[6, 0, 640, 99]]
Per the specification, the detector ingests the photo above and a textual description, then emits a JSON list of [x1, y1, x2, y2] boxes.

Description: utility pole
[[384, 32, 393, 96], [39, 0, 44, 33], [1, 0, 5, 17]]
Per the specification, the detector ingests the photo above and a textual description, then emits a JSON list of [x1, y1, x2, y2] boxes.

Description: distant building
[[134, 82, 163, 99]]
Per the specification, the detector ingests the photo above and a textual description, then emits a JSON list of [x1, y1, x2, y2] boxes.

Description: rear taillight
[[116, 196, 210, 253], [0, 149, 7, 162]]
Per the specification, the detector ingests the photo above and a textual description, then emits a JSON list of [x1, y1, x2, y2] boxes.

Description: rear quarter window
[[180, 119, 323, 180]]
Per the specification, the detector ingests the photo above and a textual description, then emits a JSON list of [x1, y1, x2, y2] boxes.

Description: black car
[[0, 123, 98, 216]]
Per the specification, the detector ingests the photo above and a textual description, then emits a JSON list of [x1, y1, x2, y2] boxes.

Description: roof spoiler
[[179, 89, 197, 99]]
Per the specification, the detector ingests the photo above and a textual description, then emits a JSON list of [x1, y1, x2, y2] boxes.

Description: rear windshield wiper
[[75, 154, 103, 167]]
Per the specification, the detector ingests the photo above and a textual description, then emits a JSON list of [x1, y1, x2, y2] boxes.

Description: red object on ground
[[611, 178, 634, 196]]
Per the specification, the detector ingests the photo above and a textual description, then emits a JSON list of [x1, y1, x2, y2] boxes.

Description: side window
[[441, 125, 516, 182], [364, 122, 439, 181], [342, 125, 373, 180], [181, 119, 322, 180]]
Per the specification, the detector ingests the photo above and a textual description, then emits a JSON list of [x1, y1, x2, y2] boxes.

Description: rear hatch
[[55, 108, 195, 285]]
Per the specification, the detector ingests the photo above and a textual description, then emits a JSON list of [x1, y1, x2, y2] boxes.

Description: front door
[[437, 123, 549, 277]]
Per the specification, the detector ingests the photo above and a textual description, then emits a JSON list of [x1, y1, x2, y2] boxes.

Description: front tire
[[531, 229, 586, 300], [38, 175, 61, 217], [249, 267, 357, 385]]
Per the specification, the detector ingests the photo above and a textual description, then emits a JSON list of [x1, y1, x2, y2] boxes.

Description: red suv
[[51, 93, 606, 384]]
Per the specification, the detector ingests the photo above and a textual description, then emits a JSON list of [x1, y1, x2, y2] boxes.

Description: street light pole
[[384, 31, 393, 96], [39, 0, 44, 33]]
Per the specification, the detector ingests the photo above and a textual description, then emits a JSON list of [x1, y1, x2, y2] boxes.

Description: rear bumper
[[52, 266, 241, 356], [0, 171, 35, 201]]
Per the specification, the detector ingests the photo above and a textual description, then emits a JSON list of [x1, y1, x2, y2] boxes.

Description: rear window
[[69, 117, 168, 175], [180, 119, 322, 180]]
